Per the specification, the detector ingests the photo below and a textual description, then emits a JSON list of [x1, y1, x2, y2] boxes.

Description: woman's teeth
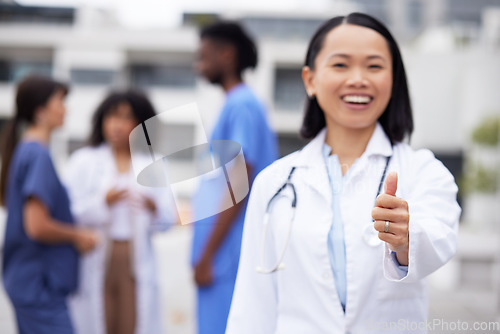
[[342, 95, 372, 104]]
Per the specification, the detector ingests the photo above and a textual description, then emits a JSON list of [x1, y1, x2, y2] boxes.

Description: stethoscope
[[256, 156, 391, 274]]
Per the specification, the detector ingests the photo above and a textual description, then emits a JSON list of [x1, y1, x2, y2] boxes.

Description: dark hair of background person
[[200, 21, 258, 78], [0, 75, 69, 206], [300, 12, 414, 144], [88, 89, 157, 147]]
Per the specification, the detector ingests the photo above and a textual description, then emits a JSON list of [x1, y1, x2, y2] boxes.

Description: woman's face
[[37, 89, 67, 130], [102, 102, 138, 149], [302, 24, 393, 133]]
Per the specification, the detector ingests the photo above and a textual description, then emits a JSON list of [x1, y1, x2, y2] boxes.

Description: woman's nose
[[346, 68, 368, 87]]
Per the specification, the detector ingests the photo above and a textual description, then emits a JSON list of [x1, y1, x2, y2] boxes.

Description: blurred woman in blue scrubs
[[0, 75, 97, 334]]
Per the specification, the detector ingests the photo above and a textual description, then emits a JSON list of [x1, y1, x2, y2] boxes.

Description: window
[[0, 3, 74, 25], [434, 151, 464, 206], [0, 117, 11, 161], [447, 0, 500, 25], [408, 0, 424, 31], [130, 64, 196, 89], [70, 68, 116, 86], [0, 60, 52, 83], [274, 67, 305, 112], [182, 13, 219, 27], [0, 60, 8, 82], [277, 132, 308, 158], [351, 0, 388, 25], [242, 17, 323, 40]]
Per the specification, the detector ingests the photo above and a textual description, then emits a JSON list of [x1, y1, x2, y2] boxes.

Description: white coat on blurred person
[[65, 145, 176, 334]]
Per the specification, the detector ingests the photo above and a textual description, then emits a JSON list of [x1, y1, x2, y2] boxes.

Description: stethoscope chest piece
[[362, 222, 383, 247]]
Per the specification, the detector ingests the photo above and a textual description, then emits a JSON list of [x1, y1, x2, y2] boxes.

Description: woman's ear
[[302, 66, 315, 98]]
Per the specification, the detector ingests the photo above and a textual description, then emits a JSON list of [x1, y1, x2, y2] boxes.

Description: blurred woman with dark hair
[[0, 75, 97, 333], [65, 89, 177, 334]]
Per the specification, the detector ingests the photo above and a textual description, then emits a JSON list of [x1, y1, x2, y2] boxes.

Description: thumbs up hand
[[384, 171, 398, 196], [371, 172, 409, 266]]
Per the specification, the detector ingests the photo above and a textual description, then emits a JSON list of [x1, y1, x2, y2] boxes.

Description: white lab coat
[[226, 124, 461, 334], [64, 144, 177, 334]]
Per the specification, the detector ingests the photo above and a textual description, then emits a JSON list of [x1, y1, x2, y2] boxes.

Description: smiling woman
[[226, 13, 460, 334], [300, 14, 413, 145], [302, 24, 392, 157], [302, 23, 395, 172]]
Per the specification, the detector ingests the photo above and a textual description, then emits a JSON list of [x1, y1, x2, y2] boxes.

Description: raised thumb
[[384, 171, 398, 196]]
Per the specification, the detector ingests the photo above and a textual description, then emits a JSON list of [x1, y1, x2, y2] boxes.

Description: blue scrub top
[[2, 141, 78, 307], [192, 83, 277, 280]]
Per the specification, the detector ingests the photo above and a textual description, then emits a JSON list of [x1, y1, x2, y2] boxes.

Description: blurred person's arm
[[144, 185, 179, 233], [195, 101, 272, 286], [194, 163, 252, 286], [24, 196, 97, 253]]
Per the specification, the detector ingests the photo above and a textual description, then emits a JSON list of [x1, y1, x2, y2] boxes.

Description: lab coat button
[[322, 271, 331, 280]]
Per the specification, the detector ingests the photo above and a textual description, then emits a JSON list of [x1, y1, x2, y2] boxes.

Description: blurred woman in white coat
[[226, 13, 461, 334], [65, 90, 177, 334]]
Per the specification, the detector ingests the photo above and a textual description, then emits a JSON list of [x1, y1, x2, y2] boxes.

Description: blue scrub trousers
[[14, 300, 73, 334], [197, 280, 236, 334]]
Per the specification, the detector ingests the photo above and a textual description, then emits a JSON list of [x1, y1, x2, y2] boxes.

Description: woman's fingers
[[373, 219, 408, 236], [377, 230, 408, 251], [106, 188, 128, 205], [372, 187, 410, 256], [374, 193, 408, 209], [372, 172, 410, 261], [75, 229, 99, 254], [371, 206, 409, 224]]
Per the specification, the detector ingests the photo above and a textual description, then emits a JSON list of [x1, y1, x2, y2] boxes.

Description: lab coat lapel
[[292, 123, 393, 204], [294, 128, 332, 203]]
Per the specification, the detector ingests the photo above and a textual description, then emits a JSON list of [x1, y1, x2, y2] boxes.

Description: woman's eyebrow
[[327, 53, 350, 59], [367, 55, 387, 62], [326, 53, 387, 62]]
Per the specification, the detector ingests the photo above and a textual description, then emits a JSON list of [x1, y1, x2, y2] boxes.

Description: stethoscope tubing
[[256, 156, 391, 274]]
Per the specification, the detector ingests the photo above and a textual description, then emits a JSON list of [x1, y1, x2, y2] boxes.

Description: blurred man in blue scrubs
[[191, 21, 278, 334]]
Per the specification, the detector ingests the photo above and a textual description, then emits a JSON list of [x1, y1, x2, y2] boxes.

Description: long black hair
[[201, 21, 258, 78], [300, 12, 413, 144], [88, 89, 157, 146], [0, 75, 69, 206]]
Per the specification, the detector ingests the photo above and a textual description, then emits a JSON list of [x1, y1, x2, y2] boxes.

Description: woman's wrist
[[395, 249, 409, 266]]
